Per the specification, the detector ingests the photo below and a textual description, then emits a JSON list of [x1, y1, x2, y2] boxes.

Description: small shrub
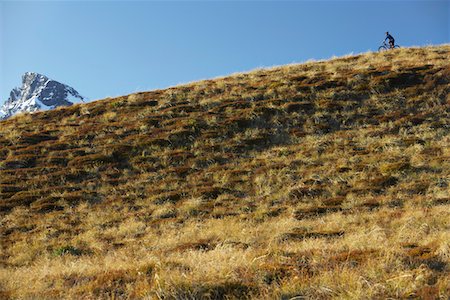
[[53, 245, 83, 257]]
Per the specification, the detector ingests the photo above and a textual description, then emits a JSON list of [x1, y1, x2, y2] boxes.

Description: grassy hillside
[[0, 46, 449, 299]]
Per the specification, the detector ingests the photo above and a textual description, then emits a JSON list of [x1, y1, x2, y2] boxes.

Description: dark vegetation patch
[[167, 281, 256, 300], [279, 228, 345, 242], [431, 198, 450, 206], [53, 245, 83, 257], [0, 155, 37, 170], [59, 265, 154, 298], [30, 198, 64, 213], [19, 132, 58, 145], [171, 238, 219, 252], [194, 186, 233, 200], [293, 206, 342, 220], [357, 198, 382, 211], [328, 249, 379, 268], [153, 191, 185, 205], [0, 187, 83, 212], [402, 243, 447, 272], [289, 186, 327, 201], [68, 154, 114, 167]]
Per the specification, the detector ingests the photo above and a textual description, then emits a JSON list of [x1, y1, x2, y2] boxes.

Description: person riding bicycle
[[385, 32, 395, 49]]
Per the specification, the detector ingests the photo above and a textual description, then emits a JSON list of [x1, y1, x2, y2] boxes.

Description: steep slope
[[0, 46, 449, 299], [0, 72, 85, 120]]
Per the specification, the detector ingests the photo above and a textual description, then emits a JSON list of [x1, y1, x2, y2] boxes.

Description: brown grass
[[0, 45, 449, 299]]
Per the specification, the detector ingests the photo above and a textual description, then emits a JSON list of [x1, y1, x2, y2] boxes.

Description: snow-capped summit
[[0, 72, 85, 120]]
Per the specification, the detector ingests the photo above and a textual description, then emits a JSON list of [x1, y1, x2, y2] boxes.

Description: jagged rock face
[[0, 72, 85, 120]]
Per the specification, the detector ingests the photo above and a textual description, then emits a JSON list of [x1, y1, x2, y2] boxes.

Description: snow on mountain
[[0, 72, 85, 120]]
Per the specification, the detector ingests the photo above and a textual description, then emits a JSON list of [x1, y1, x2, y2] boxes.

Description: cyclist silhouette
[[385, 32, 395, 49]]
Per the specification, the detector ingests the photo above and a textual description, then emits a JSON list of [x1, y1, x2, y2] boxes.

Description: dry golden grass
[[0, 45, 449, 299]]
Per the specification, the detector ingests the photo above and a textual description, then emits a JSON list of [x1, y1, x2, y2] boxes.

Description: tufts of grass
[[0, 45, 449, 299]]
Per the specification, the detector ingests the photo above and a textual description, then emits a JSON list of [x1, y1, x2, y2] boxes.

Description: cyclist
[[385, 32, 395, 49]]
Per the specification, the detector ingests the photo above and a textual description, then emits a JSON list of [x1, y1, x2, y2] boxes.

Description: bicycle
[[378, 41, 400, 52]]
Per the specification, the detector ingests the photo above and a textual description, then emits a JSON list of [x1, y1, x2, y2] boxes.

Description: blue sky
[[0, 1, 448, 105]]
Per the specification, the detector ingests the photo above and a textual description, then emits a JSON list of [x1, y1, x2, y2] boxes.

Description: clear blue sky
[[0, 1, 448, 105]]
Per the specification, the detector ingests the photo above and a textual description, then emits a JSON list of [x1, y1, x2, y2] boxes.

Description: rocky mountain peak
[[0, 72, 85, 120]]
